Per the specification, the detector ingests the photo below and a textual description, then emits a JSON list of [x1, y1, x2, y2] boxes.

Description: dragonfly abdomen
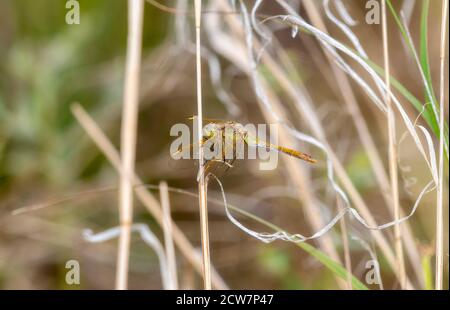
[[275, 145, 317, 163]]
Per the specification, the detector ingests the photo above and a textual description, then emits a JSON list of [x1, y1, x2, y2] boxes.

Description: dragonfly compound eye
[[203, 123, 217, 137]]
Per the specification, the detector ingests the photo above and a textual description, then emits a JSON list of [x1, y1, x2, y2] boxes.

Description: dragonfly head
[[203, 123, 218, 138]]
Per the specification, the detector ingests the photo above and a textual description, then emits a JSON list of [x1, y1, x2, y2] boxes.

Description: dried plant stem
[[116, 0, 144, 290], [71, 104, 228, 289], [160, 181, 178, 289], [338, 199, 352, 290], [382, 0, 406, 289], [435, 0, 448, 291], [195, 0, 212, 290]]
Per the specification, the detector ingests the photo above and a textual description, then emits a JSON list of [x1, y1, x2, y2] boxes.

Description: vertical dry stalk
[[435, 0, 448, 291], [338, 199, 352, 290], [160, 181, 178, 289], [195, 0, 212, 290], [381, 0, 406, 289], [116, 0, 144, 290]]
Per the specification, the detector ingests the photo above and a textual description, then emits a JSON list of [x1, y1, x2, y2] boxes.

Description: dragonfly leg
[[209, 159, 233, 168], [224, 158, 235, 172], [198, 159, 224, 180], [200, 159, 234, 180]]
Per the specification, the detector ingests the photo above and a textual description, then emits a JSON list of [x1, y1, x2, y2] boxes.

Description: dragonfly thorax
[[203, 123, 219, 138]]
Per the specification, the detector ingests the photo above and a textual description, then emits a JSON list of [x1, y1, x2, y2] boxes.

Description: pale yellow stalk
[[195, 0, 212, 290], [382, 0, 406, 289], [160, 181, 178, 289], [435, 0, 448, 291], [116, 0, 144, 290]]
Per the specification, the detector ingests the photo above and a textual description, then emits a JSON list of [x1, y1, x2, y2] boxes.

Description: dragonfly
[[175, 117, 317, 174], [173, 118, 317, 177]]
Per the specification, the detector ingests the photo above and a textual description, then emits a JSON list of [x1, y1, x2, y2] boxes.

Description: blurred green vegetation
[[0, 0, 172, 289], [0, 0, 168, 191]]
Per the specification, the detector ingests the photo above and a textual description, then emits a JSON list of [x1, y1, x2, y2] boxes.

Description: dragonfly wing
[[172, 137, 210, 158], [188, 116, 228, 124]]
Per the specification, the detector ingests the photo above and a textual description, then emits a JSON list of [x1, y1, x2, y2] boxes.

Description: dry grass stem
[[338, 199, 353, 290], [160, 181, 178, 289], [116, 0, 144, 290], [381, 0, 406, 289], [435, 0, 448, 291], [195, 0, 212, 290]]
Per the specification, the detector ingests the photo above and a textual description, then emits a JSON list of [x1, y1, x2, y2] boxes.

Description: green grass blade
[[420, 0, 435, 96], [421, 252, 434, 290], [419, 0, 441, 129], [366, 58, 449, 160], [386, 0, 412, 51], [297, 242, 369, 290], [386, 0, 448, 159]]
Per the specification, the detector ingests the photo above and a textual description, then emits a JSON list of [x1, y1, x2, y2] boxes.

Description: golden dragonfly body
[[175, 119, 316, 176]]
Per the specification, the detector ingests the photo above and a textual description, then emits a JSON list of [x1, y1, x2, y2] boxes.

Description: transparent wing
[[188, 116, 229, 124], [172, 136, 210, 159]]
